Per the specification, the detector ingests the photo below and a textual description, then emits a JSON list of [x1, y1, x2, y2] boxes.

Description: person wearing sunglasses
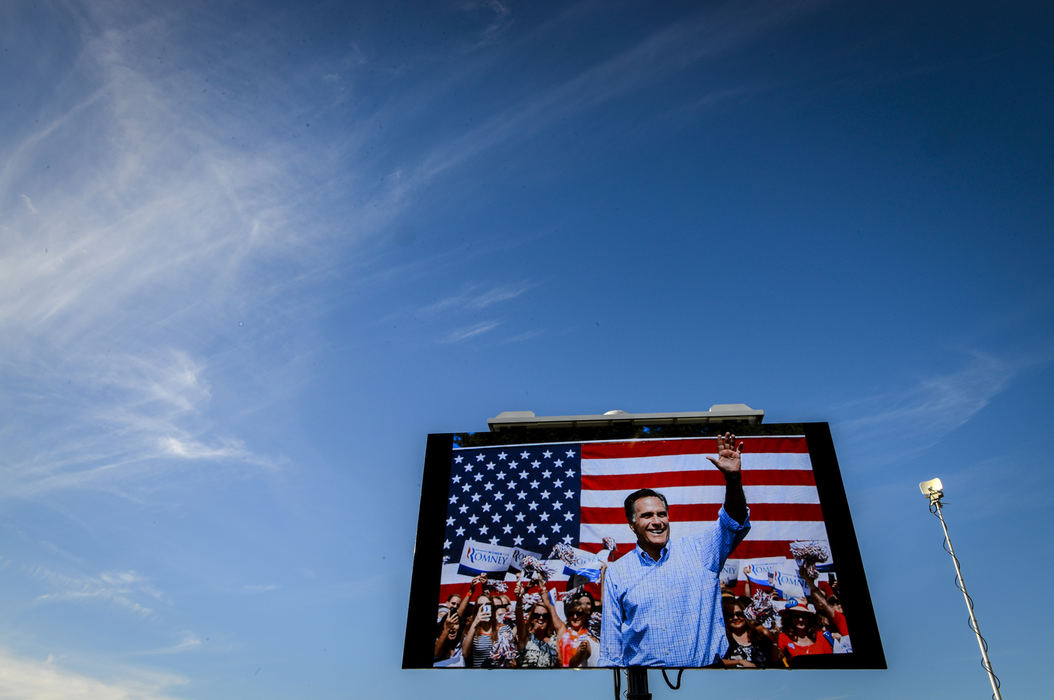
[[513, 576, 563, 667], [720, 597, 779, 668], [558, 590, 599, 667], [777, 600, 833, 662]]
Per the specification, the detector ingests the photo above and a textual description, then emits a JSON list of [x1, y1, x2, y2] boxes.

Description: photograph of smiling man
[[598, 433, 750, 667], [408, 424, 885, 670]]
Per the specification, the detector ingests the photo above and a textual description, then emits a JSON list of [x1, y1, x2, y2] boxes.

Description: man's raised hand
[[706, 432, 743, 476]]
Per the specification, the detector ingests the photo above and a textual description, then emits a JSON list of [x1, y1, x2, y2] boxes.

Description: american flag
[[442, 445, 582, 559], [438, 435, 829, 600]]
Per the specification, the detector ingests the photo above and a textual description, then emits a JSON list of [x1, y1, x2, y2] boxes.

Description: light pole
[[919, 478, 1002, 700]]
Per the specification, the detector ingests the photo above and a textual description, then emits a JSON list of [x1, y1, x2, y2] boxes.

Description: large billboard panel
[[404, 422, 884, 670]]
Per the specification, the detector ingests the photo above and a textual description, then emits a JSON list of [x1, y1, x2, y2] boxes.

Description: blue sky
[[2, 0, 1052, 697]]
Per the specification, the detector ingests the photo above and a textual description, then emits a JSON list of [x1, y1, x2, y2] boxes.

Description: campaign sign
[[742, 557, 787, 586], [770, 562, 811, 600], [457, 540, 512, 578], [509, 546, 542, 573], [560, 545, 605, 582], [720, 560, 740, 587]]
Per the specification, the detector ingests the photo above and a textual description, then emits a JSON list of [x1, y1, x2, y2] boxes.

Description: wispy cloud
[[25, 566, 163, 619], [378, 280, 531, 344], [3, 347, 277, 498], [408, 0, 816, 185], [241, 583, 280, 593], [422, 281, 531, 314], [498, 329, 543, 344], [838, 352, 1020, 452], [441, 320, 501, 343], [0, 649, 185, 700], [131, 632, 205, 657], [0, 0, 817, 492], [307, 0, 816, 238], [0, 5, 347, 499], [159, 436, 264, 464], [459, 0, 514, 50]]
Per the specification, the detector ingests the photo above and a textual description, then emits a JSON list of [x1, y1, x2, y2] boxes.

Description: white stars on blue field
[[444, 444, 581, 558]]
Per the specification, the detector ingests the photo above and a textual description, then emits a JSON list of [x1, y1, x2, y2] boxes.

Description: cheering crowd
[[433, 559, 850, 669], [434, 572, 602, 668], [718, 562, 852, 668]]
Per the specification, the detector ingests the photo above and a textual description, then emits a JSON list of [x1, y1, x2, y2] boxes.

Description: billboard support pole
[[625, 668, 651, 700], [920, 479, 1002, 700]]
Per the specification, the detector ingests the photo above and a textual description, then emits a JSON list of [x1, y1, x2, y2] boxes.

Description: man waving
[[599, 433, 750, 667]]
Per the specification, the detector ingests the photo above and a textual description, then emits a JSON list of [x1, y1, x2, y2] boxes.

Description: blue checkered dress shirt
[[598, 507, 750, 667]]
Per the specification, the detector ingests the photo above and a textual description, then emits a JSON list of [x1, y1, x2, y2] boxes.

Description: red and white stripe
[[578, 436, 826, 560], [436, 436, 827, 603]]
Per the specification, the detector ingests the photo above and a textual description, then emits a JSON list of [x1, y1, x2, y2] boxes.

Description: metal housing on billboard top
[[488, 403, 764, 431]]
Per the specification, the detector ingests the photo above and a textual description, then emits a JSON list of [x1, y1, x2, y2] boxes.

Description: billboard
[[404, 422, 884, 670]]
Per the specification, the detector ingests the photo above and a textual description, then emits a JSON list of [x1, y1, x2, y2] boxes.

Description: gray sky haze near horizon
[[2, 0, 1053, 697]]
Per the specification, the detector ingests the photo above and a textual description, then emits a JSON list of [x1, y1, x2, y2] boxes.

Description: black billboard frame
[[403, 421, 885, 671]]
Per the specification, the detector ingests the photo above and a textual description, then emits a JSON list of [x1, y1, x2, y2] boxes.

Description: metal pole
[[932, 499, 1002, 700], [625, 667, 651, 700]]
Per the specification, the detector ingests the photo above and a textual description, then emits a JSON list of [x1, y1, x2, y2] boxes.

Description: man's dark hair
[[623, 488, 669, 523]]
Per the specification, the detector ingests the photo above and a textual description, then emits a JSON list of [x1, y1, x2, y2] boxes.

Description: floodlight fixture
[[919, 477, 1002, 699], [918, 477, 944, 503]]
